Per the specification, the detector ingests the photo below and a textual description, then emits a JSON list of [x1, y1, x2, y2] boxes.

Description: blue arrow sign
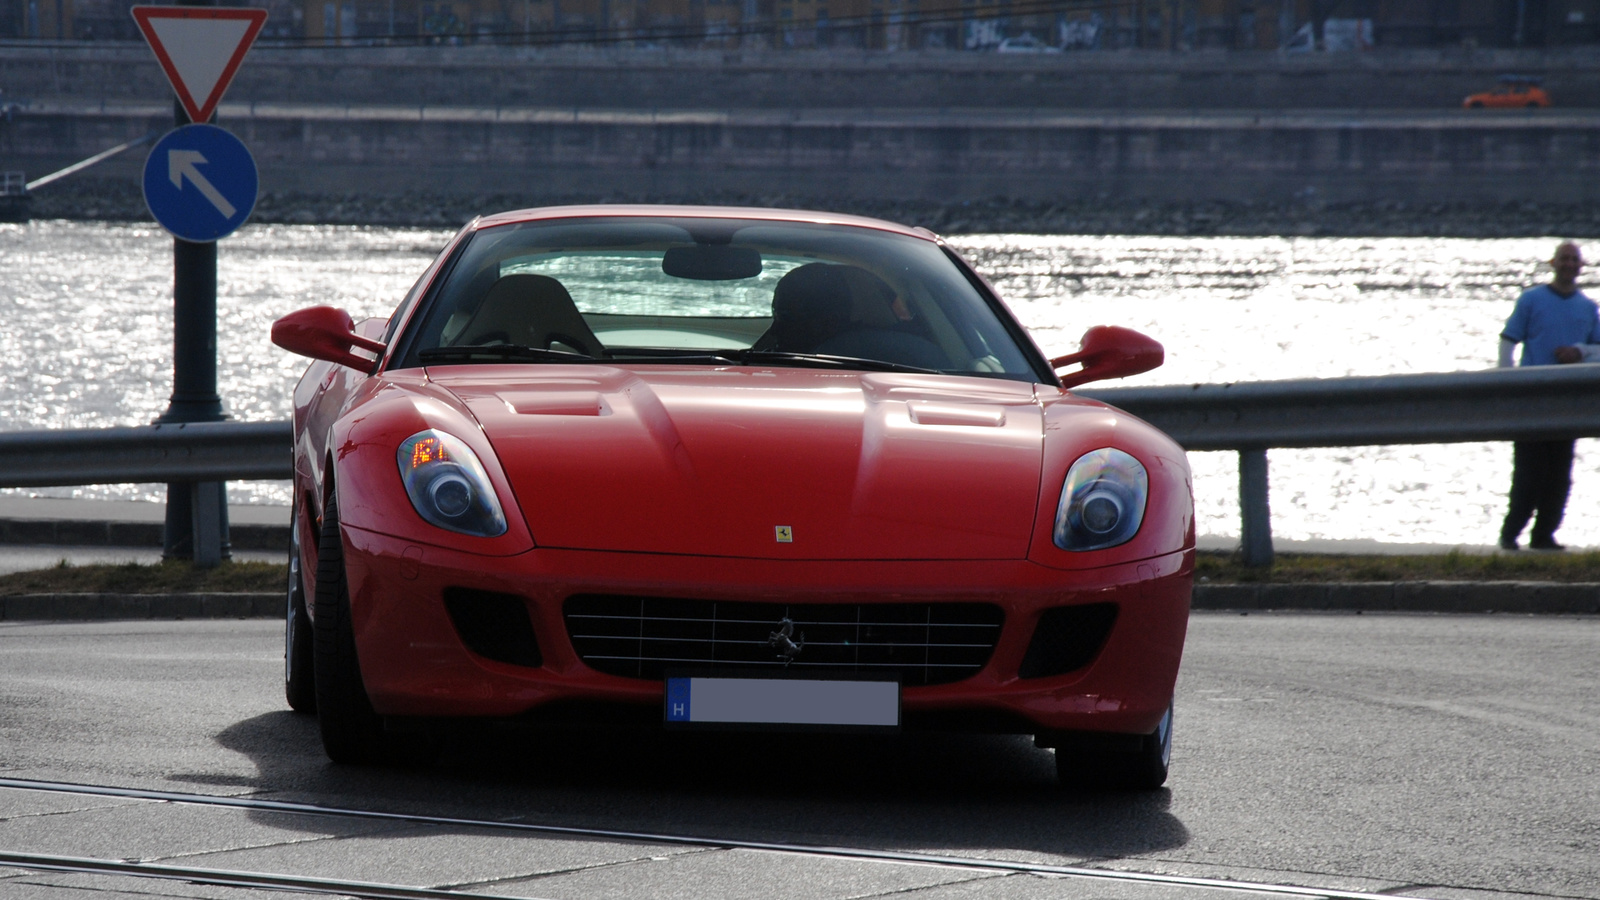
[[142, 124, 257, 243]]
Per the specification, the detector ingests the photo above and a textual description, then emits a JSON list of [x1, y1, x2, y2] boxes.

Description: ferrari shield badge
[[775, 525, 793, 543]]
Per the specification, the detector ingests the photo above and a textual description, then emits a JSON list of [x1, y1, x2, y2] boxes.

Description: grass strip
[[1197, 549, 1600, 583], [0, 559, 284, 595]]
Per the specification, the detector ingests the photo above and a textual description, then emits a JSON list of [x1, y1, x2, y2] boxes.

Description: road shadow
[[179, 710, 1190, 861]]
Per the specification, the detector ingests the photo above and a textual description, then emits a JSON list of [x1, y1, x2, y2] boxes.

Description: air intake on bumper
[[443, 588, 543, 668], [1017, 603, 1118, 679]]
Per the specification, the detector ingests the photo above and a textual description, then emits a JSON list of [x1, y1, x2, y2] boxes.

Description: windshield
[[395, 216, 1044, 382]]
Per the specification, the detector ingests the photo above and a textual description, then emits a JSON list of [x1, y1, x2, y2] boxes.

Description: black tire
[[1468, 100, 1484, 108], [1056, 702, 1173, 791], [312, 491, 388, 763], [284, 501, 316, 713]]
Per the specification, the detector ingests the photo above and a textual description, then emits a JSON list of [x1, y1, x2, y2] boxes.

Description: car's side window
[[383, 267, 435, 346]]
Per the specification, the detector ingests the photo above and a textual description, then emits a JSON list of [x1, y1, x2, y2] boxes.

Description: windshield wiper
[[419, 344, 939, 374], [604, 349, 743, 365], [419, 344, 600, 364], [735, 350, 942, 375]]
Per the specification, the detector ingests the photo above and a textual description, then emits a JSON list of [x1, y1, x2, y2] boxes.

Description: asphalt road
[[0, 612, 1594, 900]]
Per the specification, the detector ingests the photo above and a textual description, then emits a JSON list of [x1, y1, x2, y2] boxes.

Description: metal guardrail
[[0, 421, 292, 488], [4, 365, 1598, 567], [1084, 364, 1600, 564], [1082, 364, 1600, 449]]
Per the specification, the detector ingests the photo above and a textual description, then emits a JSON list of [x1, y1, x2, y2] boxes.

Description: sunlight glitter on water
[[1, 221, 1590, 547], [2, 220, 450, 505], [959, 234, 1577, 547]]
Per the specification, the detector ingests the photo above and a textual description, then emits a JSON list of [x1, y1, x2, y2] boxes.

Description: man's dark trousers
[[1502, 439, 1577, 545]]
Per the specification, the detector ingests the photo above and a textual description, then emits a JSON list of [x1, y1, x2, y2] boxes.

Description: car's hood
[[431, 365, 1045, 560]]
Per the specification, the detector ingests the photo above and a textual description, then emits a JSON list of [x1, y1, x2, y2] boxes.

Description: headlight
[[1053, 448, 1148, 551], [397, 430, 507, 537]]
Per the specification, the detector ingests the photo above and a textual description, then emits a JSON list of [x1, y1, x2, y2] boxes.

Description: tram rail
[[0, 776, 1443, 900], [0, 849, 547, 900]]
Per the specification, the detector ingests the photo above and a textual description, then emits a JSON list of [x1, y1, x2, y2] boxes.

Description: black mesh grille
[[1017, 603, 1117, 679], [444, 588, 543, 668], [564, 595, 1004, 686]]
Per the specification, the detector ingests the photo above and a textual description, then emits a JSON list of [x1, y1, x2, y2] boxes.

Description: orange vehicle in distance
[[1464, 75, 1551, 108]]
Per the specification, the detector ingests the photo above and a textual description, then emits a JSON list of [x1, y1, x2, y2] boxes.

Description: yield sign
[[131, 6, 267, 124]]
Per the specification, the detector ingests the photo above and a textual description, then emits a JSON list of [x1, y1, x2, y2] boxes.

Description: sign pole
[[133, 1, 267, 566], [157, 97, 230, 567]]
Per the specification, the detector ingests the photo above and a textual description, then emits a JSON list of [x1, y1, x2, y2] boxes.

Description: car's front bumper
[[340, 525, 1192, 737]]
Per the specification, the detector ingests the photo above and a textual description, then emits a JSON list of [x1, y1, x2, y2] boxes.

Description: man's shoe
[[1530, 537, 1566, 551], [1499, 536, 1520, 551]]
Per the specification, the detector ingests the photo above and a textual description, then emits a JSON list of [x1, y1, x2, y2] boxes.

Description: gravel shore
[[22, 176, 1600, 237]]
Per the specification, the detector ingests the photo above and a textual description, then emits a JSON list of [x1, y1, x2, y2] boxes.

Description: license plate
[[664, 674, 900, 731]]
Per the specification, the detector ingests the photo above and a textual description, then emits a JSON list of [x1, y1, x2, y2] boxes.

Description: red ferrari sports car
[[272, 205, 1194, 788]]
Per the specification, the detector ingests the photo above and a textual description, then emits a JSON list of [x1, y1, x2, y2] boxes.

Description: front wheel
[[312, 492, 388, 763], [1055, 703, 1173, 791], [284, 501, 316, 713]]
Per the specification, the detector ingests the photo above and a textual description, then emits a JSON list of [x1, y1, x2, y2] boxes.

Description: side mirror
[[272, 306, 387, 372], [1051, 325, 1164, 390]]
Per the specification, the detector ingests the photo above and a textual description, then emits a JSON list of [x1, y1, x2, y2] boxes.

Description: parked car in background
[[996, 33, 1061, 53], [1464, 75, 1551, 108], [272, 205, 1194, 789]]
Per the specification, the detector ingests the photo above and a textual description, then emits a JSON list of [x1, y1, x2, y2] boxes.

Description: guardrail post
[[190, 481, 225, 568], [1239, 448, 1273, 567]]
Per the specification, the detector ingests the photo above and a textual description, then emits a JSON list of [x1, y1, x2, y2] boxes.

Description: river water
[[3, 220, 1591, 548]]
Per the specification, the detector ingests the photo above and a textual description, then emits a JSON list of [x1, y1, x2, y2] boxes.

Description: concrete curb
[[0, 519, 289, 552], [2, 583, 1597, 622], [0, 593, 280, 621]]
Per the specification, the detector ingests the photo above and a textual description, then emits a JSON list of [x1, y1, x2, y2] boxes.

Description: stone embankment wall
[[6, 100, 1599, 206], [7, 45, 1600, 209], [6, 44, 1600, 109]]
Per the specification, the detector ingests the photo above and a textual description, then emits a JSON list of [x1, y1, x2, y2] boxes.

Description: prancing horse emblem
[[767, 617, 805, 664]]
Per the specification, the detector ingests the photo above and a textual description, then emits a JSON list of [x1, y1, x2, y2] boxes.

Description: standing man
[[1497, 240, 1600, 550]]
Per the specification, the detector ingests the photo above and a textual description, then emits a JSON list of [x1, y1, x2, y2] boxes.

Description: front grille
[[564, 595, 1004, 686]]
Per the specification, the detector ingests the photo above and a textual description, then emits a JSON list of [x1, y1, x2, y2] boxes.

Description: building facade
[[1, 0, 1593, 48]]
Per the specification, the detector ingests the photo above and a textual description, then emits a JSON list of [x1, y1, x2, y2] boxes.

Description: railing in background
[[1085, 364, 1600, 565], [4, 366, 1600, 568], [0, 421, 291, 486], [0, 421, 291, 568]]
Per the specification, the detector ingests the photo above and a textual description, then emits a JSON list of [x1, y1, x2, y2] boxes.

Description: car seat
[[754, 263, 949, 370], [752, 263, 858, 353], [458, 274, 605, 358]]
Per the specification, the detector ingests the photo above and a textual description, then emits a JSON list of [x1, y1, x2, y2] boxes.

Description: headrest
[[482, 273, 574, 307], [772, 263, 856, 324]]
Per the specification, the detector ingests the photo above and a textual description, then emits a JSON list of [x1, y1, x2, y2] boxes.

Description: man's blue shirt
[[1501, 285, 1600, 366]]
